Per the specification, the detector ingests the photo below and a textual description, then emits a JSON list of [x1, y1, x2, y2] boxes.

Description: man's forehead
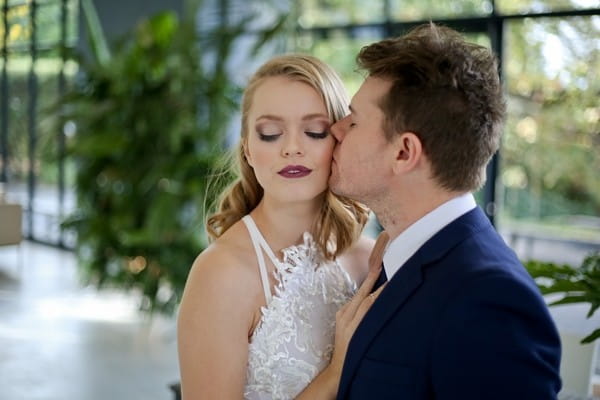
[[364, 76, 393, 94], [351, 76, 391, 110]]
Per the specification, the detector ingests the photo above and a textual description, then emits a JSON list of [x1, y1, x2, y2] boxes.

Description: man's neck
[[375, 187, 467, 241]]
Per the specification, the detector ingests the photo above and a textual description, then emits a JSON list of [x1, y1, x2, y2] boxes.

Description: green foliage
[[61, 12, 217, 313], [59, 4, 285, 313], [525, 252, 600, 344], [502, 17, 600, 221]]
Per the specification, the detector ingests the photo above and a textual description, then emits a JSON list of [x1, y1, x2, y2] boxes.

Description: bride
[[177, 54, 388, 399]]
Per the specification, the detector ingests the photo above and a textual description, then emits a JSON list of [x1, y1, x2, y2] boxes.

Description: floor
[[0, 238, 599, 400], [0, 242, 179, 400]]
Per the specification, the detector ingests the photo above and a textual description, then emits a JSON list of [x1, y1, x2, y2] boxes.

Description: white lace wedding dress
[[242, 215, 356, 400]]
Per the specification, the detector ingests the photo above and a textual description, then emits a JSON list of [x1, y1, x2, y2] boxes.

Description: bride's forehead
[[249, 81, 328, 120], [253, 77, 321, 101]]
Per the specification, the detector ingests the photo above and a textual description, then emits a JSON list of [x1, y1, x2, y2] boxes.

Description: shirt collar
[[382, 193, 476, 280]]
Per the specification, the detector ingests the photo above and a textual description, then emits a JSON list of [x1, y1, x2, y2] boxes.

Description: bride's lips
[[278, 165, 312, 178]]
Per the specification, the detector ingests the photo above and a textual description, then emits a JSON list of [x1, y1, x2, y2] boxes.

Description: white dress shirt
[[382, 193, 477, 280]]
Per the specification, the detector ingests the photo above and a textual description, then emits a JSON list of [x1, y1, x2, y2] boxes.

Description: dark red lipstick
[[278, 165, 312, 178]]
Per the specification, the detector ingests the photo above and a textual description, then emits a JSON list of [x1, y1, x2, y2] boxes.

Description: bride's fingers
[[352, 232, 389, 303], [351, 282, 387, 329], [368, 231, 389, 272], [342, 231, 390, 320], [336, 299, 351, 319], [344, 266, 380, 316]]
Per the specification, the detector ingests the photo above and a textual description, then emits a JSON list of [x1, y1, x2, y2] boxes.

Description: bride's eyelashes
[[258, 132, 281, 142], [306, 131, 329, 139], [257, 131, 329, 142]]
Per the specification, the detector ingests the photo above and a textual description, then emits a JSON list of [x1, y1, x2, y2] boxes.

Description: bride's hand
[[329, 231, 390, 378], [293, 232, 390, 400]]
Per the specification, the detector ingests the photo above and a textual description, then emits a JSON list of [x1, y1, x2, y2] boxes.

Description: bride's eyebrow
[[256, 115, 284, 122], [301, 113, 329, 121]]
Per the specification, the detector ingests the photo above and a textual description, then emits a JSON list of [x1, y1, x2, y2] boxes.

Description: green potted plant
[[525, 252, 600, 344], [60, 0, 286, 313]]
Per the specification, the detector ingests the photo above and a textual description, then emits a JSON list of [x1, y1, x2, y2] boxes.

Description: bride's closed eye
[[258, 132, 282, 142], [306, 131, 329, 139], [304, 120, 330, 139], [256, 121, 282, 142]]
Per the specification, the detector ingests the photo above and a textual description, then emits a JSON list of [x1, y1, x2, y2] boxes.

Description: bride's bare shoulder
[[178, 219, 261, 338], [186, 220, 257, 294], [338, 235, 375, 284]]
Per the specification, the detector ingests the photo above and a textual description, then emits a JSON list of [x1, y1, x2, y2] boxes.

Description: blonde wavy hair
[[206, 54, 369, 260]]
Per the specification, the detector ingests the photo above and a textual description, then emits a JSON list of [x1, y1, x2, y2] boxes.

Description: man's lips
[[278, 165, 312, 178]]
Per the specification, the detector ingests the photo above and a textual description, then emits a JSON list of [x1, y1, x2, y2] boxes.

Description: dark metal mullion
[[299, 8, 600, 39], [383, 0, 392, 37], [57, 0, 68, 247], [1, 2, 9, 184], [482, 2, 504, 225], [26, 0, 39, 239]]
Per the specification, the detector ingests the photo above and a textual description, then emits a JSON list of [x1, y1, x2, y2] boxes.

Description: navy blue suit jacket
[[337, 207, 562, 399]]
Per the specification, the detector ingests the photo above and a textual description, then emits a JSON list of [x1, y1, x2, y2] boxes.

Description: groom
[[329, 23, 562, 399]]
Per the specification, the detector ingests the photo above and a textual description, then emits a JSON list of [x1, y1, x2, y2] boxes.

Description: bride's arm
[[295, 232, 390, 400], [177, 246, 258, 399]]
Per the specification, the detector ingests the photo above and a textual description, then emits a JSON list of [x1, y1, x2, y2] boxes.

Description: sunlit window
[[500, 16, 600, 242]]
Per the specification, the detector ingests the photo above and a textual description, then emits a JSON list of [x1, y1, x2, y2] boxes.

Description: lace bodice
[[242, 216, 356, 400]]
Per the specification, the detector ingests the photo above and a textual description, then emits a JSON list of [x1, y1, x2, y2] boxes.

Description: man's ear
[[391, 132, 423, 174]]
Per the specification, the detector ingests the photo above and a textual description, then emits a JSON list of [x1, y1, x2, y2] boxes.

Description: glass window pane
[[497, 0, 600, 15], [67, 0, 79, 45], [245, 1, 288, 31], [4, 56, 31, 234], [294, 28, 382, 94], [6, 4, 30, 51], [198, 0, 288, 32], [37, 2, 62, 46], [463, 31, 491, 48], [4, 1, 71, 51], [2, 0, 78, 245], [499, 16, 600, 243], [298, 0, 385, 28], [391, 0, 493, 20]]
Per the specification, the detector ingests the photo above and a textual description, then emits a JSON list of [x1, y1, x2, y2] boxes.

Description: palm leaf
[[581, 328, 600, 344], [525, 252, 600, 344], [80, 0, 111, 66]]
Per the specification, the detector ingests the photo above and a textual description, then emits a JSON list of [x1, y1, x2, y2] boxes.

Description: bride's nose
[[281, 134, 304, 157]]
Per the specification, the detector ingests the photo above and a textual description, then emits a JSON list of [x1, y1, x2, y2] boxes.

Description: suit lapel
[[337, 252, 424, 399], [336, 208, 492, 398]]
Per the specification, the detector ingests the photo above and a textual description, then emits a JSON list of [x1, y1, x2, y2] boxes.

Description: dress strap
[[242, 215, 281, 304]]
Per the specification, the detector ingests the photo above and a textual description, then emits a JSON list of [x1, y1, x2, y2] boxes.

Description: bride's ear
[[391, 132, 423, 175], [242, 142, 253, 167]]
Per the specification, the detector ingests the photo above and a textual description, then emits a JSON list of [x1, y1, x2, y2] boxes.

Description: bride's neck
[[250, 196, 322, 253]]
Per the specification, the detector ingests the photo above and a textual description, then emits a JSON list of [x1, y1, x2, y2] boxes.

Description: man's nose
[[330, 119, 345, 142]]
